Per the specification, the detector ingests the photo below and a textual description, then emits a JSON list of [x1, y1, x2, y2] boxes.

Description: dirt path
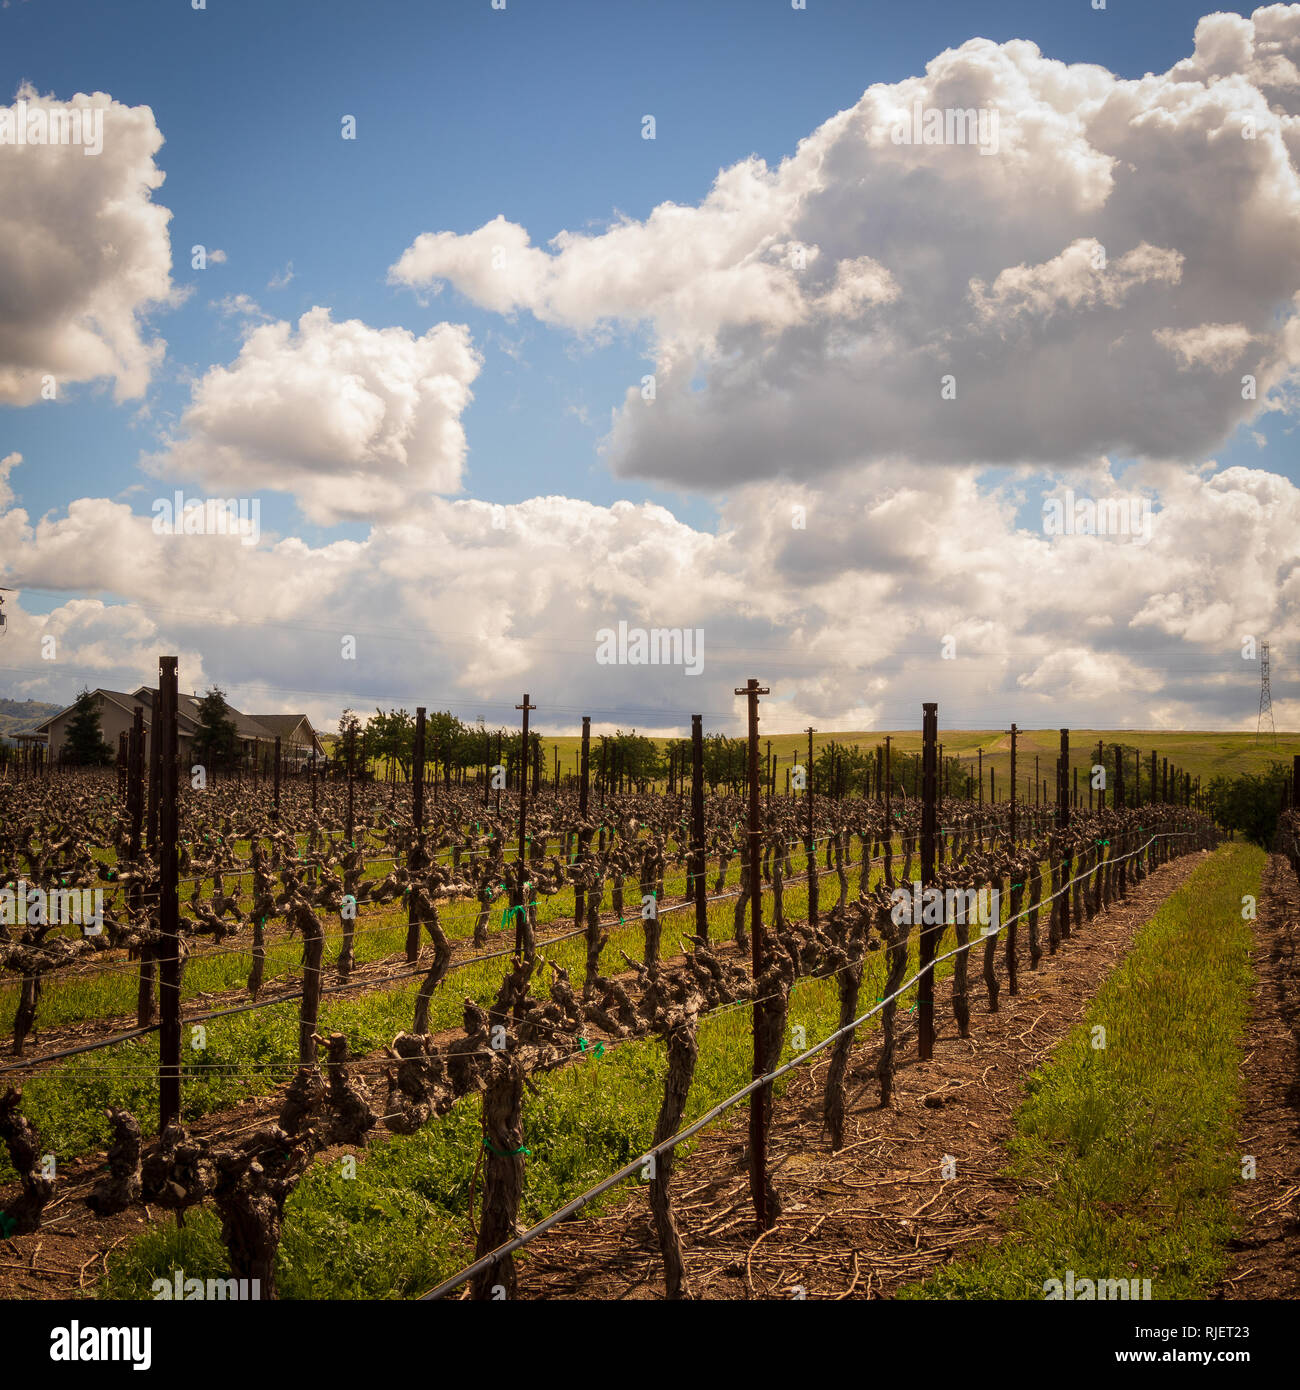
[[516, 851, 1212, 1300], [1216, 851, 1300, 1300]]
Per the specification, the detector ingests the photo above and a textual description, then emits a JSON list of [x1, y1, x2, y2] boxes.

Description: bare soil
[[1215, 851, 1300, 1300], [514, 853, 1212, 1299]]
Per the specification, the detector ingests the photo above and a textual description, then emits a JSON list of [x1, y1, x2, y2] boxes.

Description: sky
[[0, 0, 1297, 737]]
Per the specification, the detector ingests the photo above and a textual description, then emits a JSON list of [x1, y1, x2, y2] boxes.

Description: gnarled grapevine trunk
[[733, 849, 750, 954], [981, 884, 1000, 1013], [248, 915, 267, 997], [823, 956, 864, 1149], [472, 1059, 525, 1300], [952, 907, 971, 1037], [582, 876, 607, 999], [1004, 877, 1023, 996], [748, 960, 788, 1229], [876, 902, 909, 1108], [294, 898, 324, 1066], [86, 1108, 143, 1216], [1026, 864, 1043, 967], [136, 948, 155, 1028], [412, 892, 452, 1034], [12, 974, 40, 1056], [649, 1016, 699, 1298], [0, 1086, 55, 1232]]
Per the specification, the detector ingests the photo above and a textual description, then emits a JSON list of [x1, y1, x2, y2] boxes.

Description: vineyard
[[2, 659, 1268, 1304]]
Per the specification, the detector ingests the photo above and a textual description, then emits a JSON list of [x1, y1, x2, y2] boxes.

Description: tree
[[367, 708, 416, 782], [193, 687, 239, 776], [702, 732, 746, 792], [426, 710, 465, 784], [610, 730, 665, 789], [1204, 762, 1290, 847], [62, 689, 113, 766], [337, 708, 361, 761]]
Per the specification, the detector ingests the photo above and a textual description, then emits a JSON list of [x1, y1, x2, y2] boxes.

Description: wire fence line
[[0, 841, 897, 1077], [418, 828, 1197, 1300]]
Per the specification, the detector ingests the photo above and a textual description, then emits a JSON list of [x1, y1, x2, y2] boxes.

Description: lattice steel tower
[[1257, 641, 1276, 745]]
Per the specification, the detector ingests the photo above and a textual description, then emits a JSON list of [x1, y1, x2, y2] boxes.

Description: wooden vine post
[[917, 702, 938, 1060], [691, 714, 707, 944], [804, 725, 818, 927], [514, 694, 535, 956], [1009, 723, 1018, 846], [736, 678, 774, 1231], [406, 707, 426, 963], [128, 706, 153, 1028], [157, 656, 182, 1134], [573, 715, 590, 933]]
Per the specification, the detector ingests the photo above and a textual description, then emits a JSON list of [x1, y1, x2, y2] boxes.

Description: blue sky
[[0, 0, 1295, 733], [2, 0, 1276, 533]]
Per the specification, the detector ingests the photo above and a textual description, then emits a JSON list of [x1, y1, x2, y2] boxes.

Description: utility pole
[[1258, 641, 1275, 745]]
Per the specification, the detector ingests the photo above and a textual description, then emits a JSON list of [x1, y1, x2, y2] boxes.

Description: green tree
[[337, 708, 361, 764], [612, 730, 665, 788], [426, 710, 465, 784], [193, 687, 239, 776], [702, 732, 747, 791], [367, 708, 416, 781], [62, 688, 113, 766], [1204, 762, 1290, 847]]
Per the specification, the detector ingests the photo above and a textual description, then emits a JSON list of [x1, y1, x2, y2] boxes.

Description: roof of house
[[32, 688, 154, 735], [32, 688, 318, 748], [246, 713, 308, 739]]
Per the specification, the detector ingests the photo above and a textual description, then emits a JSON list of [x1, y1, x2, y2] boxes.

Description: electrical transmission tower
[[1257, 641, 1276, 745]]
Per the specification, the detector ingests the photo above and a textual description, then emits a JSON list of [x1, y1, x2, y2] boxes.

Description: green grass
[[98, 856, 975, 1298], [899, 840, 1263, 1300], [99, 968, 846, 1297], [488, 729, 1299, 793], [7, 839, 921, 1177]]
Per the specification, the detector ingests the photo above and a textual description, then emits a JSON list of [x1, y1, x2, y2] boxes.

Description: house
[[244, 714, 327, 767], [30, 688, 324, 768]]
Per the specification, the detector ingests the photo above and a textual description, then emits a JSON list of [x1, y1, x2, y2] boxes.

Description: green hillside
[[0, 696, 60, 739], [530, 727, 1298, 792]]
